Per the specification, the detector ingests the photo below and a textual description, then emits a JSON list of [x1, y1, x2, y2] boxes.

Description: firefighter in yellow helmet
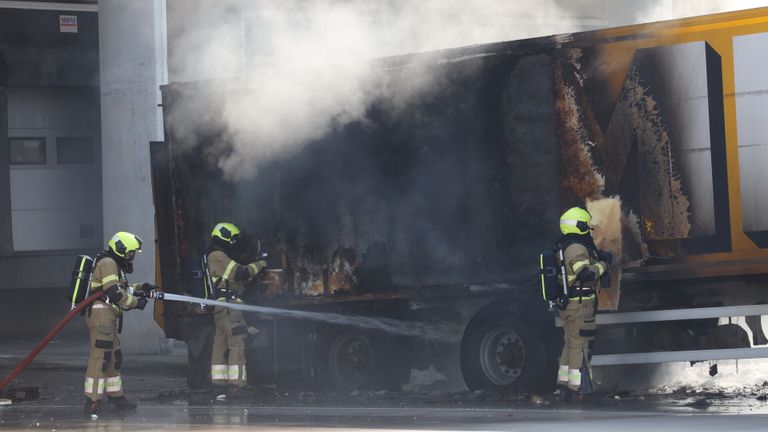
[[207, 222, 267, 400], [84, 231, 155, 418], [556, 207, 612, 402]]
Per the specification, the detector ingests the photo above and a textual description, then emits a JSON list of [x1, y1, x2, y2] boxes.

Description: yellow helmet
[[559, 207, 592, 235], [211, 222, 241, 245], [108, 231, 143, 257]]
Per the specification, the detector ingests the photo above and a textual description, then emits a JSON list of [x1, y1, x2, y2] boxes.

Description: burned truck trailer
[[152, 8, 768, 391], [152, 48, 561, 391]]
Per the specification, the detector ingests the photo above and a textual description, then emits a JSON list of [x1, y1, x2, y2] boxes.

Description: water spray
[[154, 291, 461, 342]]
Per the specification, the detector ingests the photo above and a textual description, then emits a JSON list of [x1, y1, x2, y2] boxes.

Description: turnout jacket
[[89, 256, 141, 314], [560, 234, 608, 297], [206, 248, 265, 301]]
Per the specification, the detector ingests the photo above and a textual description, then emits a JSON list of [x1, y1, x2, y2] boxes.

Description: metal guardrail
[[593, 347, 768, 366], [555, 304, 768, 326], [556, 304, 768, 366]]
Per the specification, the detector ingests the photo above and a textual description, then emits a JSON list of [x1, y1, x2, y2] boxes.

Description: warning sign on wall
[[59, 15, 78, 33]]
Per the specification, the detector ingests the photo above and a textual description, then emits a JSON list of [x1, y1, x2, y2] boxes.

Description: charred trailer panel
[[152, 8, 768, 392], [154, 49, 563, 391], [158, 54, 562, 294]]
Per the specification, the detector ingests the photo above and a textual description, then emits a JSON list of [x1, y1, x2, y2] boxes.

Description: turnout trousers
[[211, 303, 248, 387], [84, 302, 124, 401], [557, 297, 597, 392]]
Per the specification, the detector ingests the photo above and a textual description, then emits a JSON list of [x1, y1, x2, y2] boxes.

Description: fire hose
[[0, 290, 459, 392], [0, 290, 105, 391]]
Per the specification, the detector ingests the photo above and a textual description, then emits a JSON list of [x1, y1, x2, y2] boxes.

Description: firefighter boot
[[107, 395, 137, 411], [226, 385, 246, 402], [214, 384, 229, 402], [555, 385, 573, 403], [84, 397, 103, 418], [576, 392, 597, 405]]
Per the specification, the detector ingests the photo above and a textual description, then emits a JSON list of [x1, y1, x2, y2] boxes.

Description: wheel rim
[[479, 327, 526, 386], [330, 334, 374, 388]]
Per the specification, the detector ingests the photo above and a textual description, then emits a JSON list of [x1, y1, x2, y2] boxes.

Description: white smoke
[[172, 0, 602, 82], [170, 0, 593, 179], [205, 65, 378, 178], [654, 359, 768, 390], [636, 0, 768, 23], [169, 0, 767, 179]]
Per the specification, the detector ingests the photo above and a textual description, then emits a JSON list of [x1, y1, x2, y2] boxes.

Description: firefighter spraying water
[[0, 269, 459, 396]]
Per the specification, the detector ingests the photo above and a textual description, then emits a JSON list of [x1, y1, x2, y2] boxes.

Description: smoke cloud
[[168, 0, 766, 179], [635, 0, 768, 23]]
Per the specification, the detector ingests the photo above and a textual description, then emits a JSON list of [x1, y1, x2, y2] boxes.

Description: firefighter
[[556, 207, 612, 402], [207, 222, 267, 401], [84, 231, 154, 418]]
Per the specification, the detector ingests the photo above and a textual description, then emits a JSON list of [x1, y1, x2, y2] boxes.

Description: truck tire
[[460, 315, 546, 391], [326, 331, 382, 390], [322, 330, 410, 391]]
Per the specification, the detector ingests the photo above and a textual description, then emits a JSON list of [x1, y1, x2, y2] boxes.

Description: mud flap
[[746, 314, 768, 345], [180, 314, 215, 389], [114, 349, 123, 371], [578, 354, 593, 395]]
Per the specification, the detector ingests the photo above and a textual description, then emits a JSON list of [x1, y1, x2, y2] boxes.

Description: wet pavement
[[4, 339, 768, 431], [5, 403, 768, 432]]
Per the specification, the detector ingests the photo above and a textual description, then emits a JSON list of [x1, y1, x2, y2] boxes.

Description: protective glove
[[133, 283, 161, 298], [141, 282, 157, 292], [136, 297, 148, 310], [596, 250, 613, 288], [247, 260, 268, 277]]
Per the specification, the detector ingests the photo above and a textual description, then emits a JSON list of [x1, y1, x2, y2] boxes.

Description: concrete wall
[[98, 0, 169, 353], [0, 90, 10, 257]]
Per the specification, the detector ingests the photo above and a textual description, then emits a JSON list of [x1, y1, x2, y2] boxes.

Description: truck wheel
[[327, 331, 380, 390], [460, 315, 546, 391]]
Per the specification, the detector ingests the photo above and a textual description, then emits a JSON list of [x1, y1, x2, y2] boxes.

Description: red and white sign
[[59, 15, 78, 33]]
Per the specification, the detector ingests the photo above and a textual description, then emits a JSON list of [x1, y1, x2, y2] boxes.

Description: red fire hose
[[0, 291, 105, 391]]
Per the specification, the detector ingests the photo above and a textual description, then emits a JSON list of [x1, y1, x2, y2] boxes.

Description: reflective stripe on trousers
[[84, 377, 106, 396], [105, 376, 122, 393], [228, 365, 246, 382], [212, 364, 228, 380], [568, 369, 581, 387], [85, 375, 122, 396]]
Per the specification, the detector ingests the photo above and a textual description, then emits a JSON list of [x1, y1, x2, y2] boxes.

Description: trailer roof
[[161, 6, 768, 94]]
